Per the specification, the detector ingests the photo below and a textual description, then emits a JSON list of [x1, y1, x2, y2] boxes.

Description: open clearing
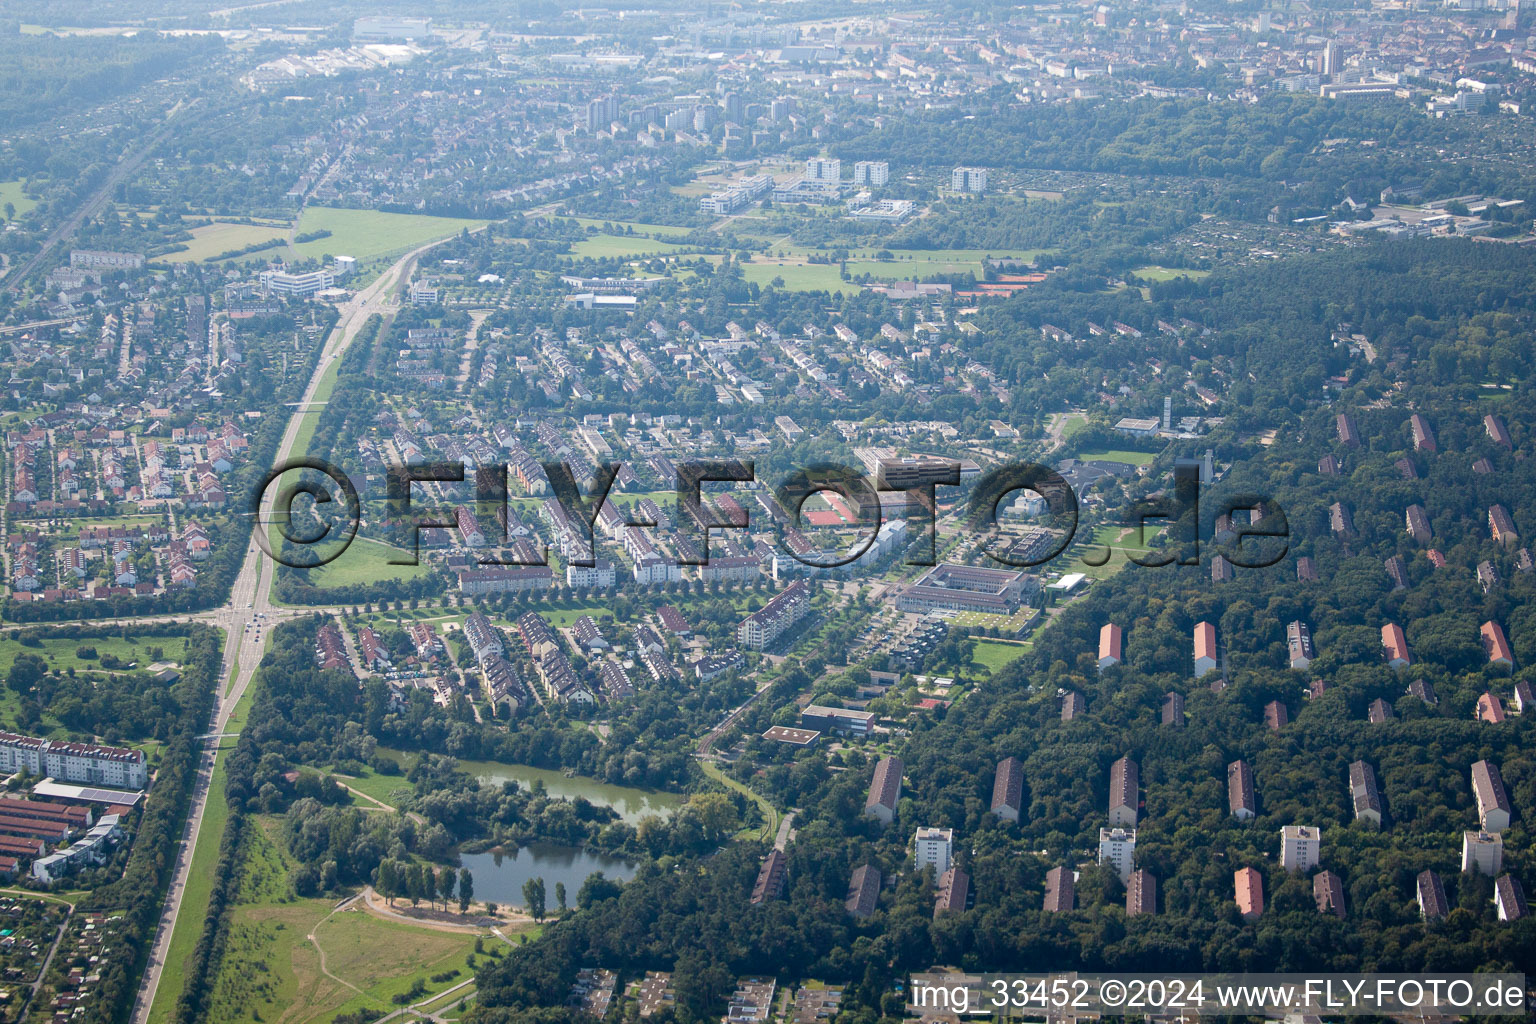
[[970, 639, 1030, 673], [201, 818, 486, 1024], [303, 536, 435, 590], [159, 221, 291, 263], [0, 632, 188, 675], [1074, 448, 1158, 467], [290, 208, 486, 263], [568, 217, 696, 238], [568, 233, 693, 259], [0, 181, 38, 221], [1131, 265, 1212, 282]]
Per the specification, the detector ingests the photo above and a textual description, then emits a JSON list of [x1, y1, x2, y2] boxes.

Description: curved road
[[129, 238, 458, 1024]]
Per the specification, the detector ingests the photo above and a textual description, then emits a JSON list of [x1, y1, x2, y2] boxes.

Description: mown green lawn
[[0, 180, 39, 221], [290, 208, 486, 263], [0, 633, 188, 675], [1074, 448, 1158, 467], [568, 234, 693, 259], [970, 639, 1030, 673], [302, 537, 435, 590], [159, 221, 291, 264]]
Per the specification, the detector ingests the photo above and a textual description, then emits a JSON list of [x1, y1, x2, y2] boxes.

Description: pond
[[376, 747, 684, 824], [460, 843, 637, 907], [454, 757, 684, 825]]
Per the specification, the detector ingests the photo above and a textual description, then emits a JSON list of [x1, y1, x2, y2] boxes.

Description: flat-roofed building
[[1109, 756, 1139, 827], [1229, 760, 1256, 820], [1381, 623, 1411, 668], [1098, 827, 1136, 882], [1043, 866, 1074, 912], [1418, 869, 1448, 921], [846, 864, 881, 918], [800, 705, 875, 736], [1098, 623, 1122, 669], [991, 757, 1023, 822], [1462, 830, 1503, 876], [1350, 761, 1382, 825], [1314, 870, 1346, 918], [864, 756, 902, 824], [915, 827, 954, 875], [762, 726, 820, 748], [1193, 621, 1218, 678], [1126, 869, 1156, 916], [1235, 867, 1265, 921], [1280, 825, 1321, 873], [1472, 760, 1511, 833], [897, 562, 1035, 615]]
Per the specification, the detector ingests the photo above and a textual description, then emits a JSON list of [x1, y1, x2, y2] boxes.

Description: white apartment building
[[1462, 830, 1503, 876], [805, 157, 841, 183], [0, 733, 147, 790], [1098, 827, 1136, 883], [951, 166, 988, 192], [853, 160, 889, 187], [914, 827, 953, 876], [1279, 825, 1321, 873]]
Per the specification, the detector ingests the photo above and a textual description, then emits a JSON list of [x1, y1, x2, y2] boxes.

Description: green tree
[[7, 653, 46, 693], [378, 859, 397, 905], [554, 881, 566, 914], [438, 865, 455, 910], [458, 867, 474, 913], [522, 876, 547, 921]]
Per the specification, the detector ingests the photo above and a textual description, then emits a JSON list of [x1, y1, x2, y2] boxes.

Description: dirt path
[[360, 886, 530, 933]]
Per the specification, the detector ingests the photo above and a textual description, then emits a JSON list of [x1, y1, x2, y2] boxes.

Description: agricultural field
[[289, 208, 487, 263], [0, 180, 38, 221]]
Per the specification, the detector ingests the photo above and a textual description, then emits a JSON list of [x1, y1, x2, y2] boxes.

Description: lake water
[[377, 747, 684, 824], [457, 758, 683, 824], [460, 843, 637, 907]]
